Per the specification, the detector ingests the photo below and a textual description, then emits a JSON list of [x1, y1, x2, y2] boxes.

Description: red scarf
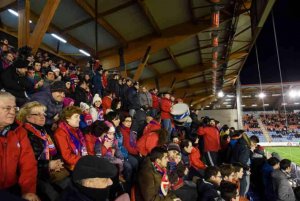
[[152, 162, 170, 197]]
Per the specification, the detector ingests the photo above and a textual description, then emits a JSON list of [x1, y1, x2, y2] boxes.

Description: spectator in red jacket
[[160, 92, 172, 140], [101, 70, 108, 89], [197, 119, 220, 166], [0, 92, 39, 201], [143, 112, 161, 136], [120, 115, 139, 156], [54, 106, 87, 171], [150, 88, 159, 117], [137, 129, 168, 157], [102, 90, 113, 114]]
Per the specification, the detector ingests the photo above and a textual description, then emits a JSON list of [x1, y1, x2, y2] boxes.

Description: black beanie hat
[[50, 81, 67, 93], [73, 156, 117, 181], [13, 58, 30, 69]]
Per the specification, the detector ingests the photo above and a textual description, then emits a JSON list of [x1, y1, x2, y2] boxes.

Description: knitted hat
[[167, 143, 181, 153], [93, 94, 102, 105], [13, 58, 30, 69], [63, 97, 74, 107], [73, 156, 117, 181], [80, 102, 90, 111], [50, 81, 66, 93]]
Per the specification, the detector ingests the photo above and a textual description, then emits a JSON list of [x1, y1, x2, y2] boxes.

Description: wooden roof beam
[[62, 18, 93, 33], [28, 0, 60, 54], [98, 16, 222, 68], [18, 0, 30, 48], [0, 0, 16, 12], [135, 0, 161, 35], [0, 24, 77, 63], [29, 10, 95, 57], [75, 0, 127, 46], [133, 46, 151, 81]]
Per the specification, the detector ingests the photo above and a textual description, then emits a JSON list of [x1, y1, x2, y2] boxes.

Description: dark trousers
[[204, 151, 218, 166]]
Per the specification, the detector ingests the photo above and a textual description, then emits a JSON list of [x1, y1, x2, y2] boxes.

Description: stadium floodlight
[[241, 105, 246, 107], [227, 95, 235, 98], [8, 9, 18, 17], [289, 90, 297, 98], [282, 103, 287, 106], [79, 49, 90, 57], [205, 105, 210, 108], [258, 92, 266, 99], [217, 91, 224, 98], [252, 104, 257, 107], [51, 34, 67, 43], [294, 103, 300, 105], [263, 104, 269, 106]]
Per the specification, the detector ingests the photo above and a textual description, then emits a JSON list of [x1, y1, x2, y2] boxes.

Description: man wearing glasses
[[0, 92, 39, 201], [197, 166, 222, 201]]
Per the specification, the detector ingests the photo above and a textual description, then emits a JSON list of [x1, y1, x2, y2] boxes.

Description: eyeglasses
[[124, 120, 132, 122], [0, 106, 19, 112], [30, 113, 47, 117]]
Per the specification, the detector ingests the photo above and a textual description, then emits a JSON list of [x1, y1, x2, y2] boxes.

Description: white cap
[[80, 102, 90, 111], [92, 94, 102, 105]]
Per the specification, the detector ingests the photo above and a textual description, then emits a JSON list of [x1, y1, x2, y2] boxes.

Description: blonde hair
[[16, 101, 46, 123]]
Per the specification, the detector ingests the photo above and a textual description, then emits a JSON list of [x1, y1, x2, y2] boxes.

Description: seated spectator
[[138, 147, 179, 201], [1, 46, 33, 106], [271, 159, 296, 201], [102, 90, 113, 114], [17, 101, 67, 201], [0, 92, 39, 201], [58, 155, 129, 201], [79, 102, 93, 133], [31, 81, 66, 133], [220, 164, 235, 183], [137, 129, 168, 157], [196, 166, 222, 201], [120, 115, 139, 156], [219, 181, 239, 201], [89, 94, 104, 122], [54, 106, 87, 171]]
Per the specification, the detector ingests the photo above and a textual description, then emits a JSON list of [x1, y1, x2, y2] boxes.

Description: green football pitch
[[265, 147, 300, 165]]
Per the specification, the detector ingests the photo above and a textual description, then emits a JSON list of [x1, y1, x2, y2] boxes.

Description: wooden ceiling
[[0, 0, 277, 109]]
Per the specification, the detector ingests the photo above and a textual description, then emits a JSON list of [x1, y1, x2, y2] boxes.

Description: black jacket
[[230, 137, 251, 168], [197, 179, 220, 201], [74, 86, 89, 106]]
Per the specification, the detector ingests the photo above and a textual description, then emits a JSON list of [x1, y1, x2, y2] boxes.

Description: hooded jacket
[[271, 169, 296, 201], [196, 179, 220, 201]]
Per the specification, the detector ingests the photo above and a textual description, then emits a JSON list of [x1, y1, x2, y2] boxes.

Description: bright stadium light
[[79, 49, 90, 57], [252, 104, 257, 107], [289, 90, 297, 98], [8, 9, 18, 16], [217, 91, 224, 98], [51, 33, 67, 43], [258, 92, 266, 99], [263, 104, 269, 106], [294, 103, 300, 105]]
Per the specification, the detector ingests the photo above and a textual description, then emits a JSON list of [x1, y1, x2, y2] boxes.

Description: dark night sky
[[240, 0, 300, 84]]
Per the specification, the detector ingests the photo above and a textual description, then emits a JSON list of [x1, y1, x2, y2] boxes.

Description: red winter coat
[[197, 126, 221, 152], [120, 126, 138, 155], [101, 74, 108, 89], [151, 93, 160, 109], [189, 147, 206, 170], [0, 124, 37, 194], [137, 132, 159, 156], [54, 123, 82, 170], [143, 120, 161, 136], [85, 133, 97, 155], [102, 96, 112, 114], [160, 98, 172, 119]]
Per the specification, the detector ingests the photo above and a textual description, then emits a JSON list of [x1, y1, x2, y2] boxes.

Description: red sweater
[[160, 98, 172, 119], [143, 120, 161, 136], [0, 125, 37, 194], [137, 132, 159, 156], [102, 96, 112, 114], [189, 147, 206, 170], [151, 93, 160, 109], [54, 123, 82, 170], [85, 133, 96, 155], [120, 126, 138, 155], [197, 126, 221, 152]]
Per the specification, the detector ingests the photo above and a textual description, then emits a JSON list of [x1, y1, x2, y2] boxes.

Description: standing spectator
[[271, 159, 296, 201], [102, 90, 113, 114], [150, 88, 160, 118], [91, 67, 103, 97], [262, 157, 280, 200], [197, 119, 220, 166], [0, 92, 39, 201], [0, 51, 14, 71], [74, 79, 89, 106], [108, 73, 120, 98], [139, 86, 152, 112], [101, 70, 108, 90], [138, 147, 179, 201], [121, 78, 133, 111], [126, 81, 141, 118], [160, 92, 172, 140], [120, 115, 139, 156], [54, 106, 87, 171], [43, 69, 55, 89]]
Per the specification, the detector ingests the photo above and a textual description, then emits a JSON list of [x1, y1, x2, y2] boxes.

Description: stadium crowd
[[1, 41, 300, 201]]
